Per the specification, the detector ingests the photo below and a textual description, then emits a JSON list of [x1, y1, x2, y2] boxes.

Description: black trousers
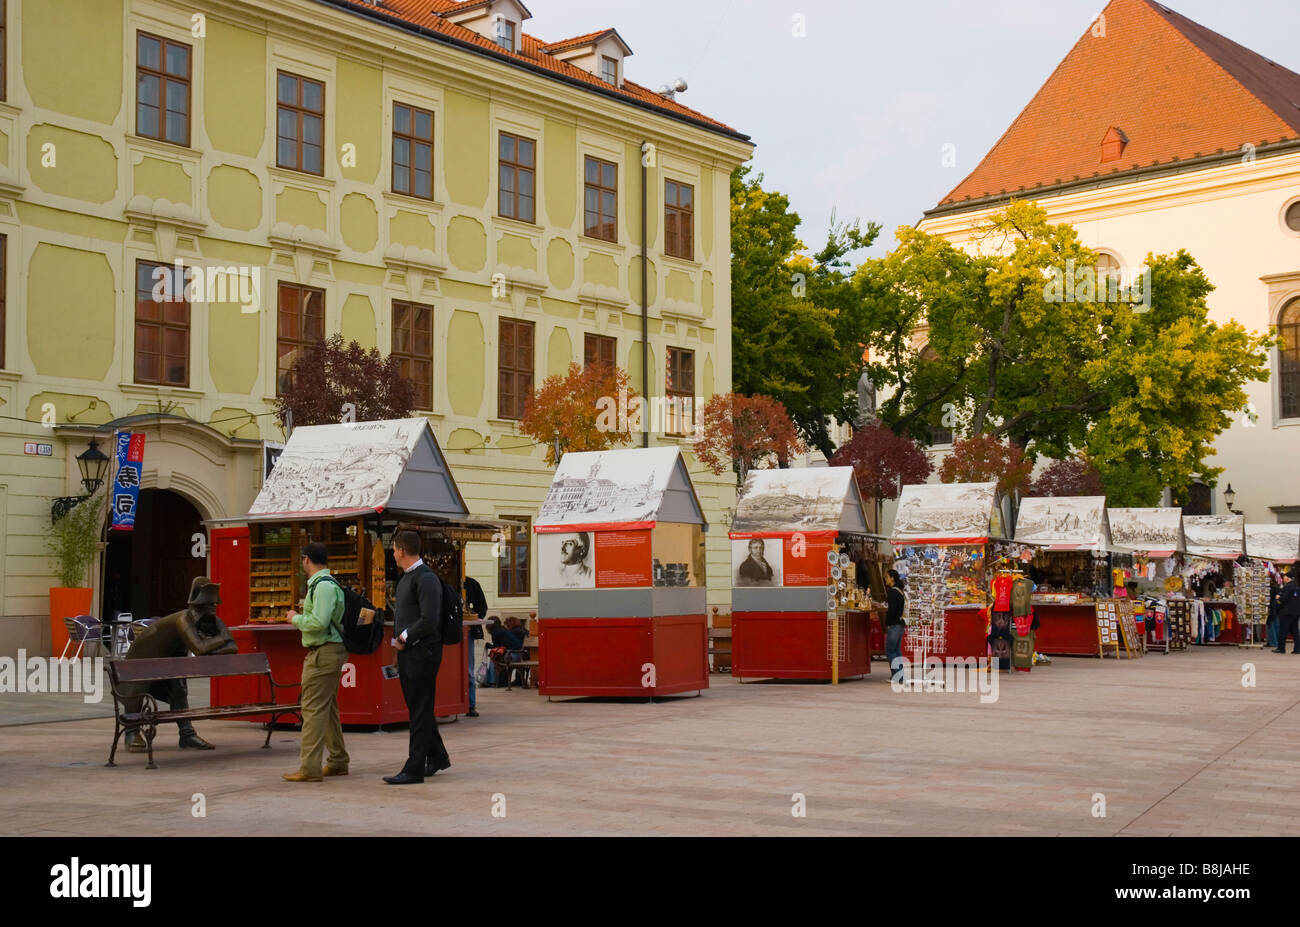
[[398, 644, 450, 776], [1277, 615, 1300, 652]]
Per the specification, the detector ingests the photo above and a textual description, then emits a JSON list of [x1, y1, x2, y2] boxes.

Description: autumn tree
[[520, 362, 637, 466], [730, 166, 880, 458], [695, 393, 805, 485], [859, 201, 1271, 503], [828, 422, 933, 502], [938, 435, 1034, 498], [274, 332, 417, 429], [1028, 457, 1104, 497]]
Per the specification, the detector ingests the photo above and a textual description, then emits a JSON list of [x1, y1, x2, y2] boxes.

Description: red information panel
[[783, 535, 834, 586], [595, 530, 653, 588]]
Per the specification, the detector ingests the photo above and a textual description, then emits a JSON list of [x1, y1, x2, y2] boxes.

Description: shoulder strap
[[311, 574, 345, 627]]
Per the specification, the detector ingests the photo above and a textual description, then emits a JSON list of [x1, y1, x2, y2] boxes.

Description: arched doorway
[[101, 489, 206, 620]]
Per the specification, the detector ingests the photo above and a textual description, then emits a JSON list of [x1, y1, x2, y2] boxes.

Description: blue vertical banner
[[110, 431, 146, 531]]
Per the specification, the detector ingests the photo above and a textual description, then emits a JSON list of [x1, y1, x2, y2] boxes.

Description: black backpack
[[439, 578, 464, 646], [315, 574, 384, 655]]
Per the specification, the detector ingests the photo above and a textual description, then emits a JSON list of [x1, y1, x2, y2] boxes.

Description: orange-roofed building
[[917, 0, 1300, 524]]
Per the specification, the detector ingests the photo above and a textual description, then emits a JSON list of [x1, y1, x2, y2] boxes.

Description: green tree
[[859, 201, 1271, 505], [730, 166, 880, 458]]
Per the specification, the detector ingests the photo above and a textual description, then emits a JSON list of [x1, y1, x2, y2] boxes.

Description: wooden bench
[[505, 636, 540, 690], [707, 628, 732, 673], [106, 653, 301, 769]]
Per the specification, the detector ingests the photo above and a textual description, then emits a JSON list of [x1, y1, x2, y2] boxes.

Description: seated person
[[485, 617, 528, 686]]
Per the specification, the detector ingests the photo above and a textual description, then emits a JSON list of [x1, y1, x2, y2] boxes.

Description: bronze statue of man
[[120, 576, 237, 752]]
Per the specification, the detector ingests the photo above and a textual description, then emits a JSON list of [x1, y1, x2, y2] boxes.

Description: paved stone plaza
[[1, 646, 1296, 836]]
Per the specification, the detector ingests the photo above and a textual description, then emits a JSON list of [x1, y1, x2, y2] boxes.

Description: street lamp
[[51, 437, 110, 522], [1223, 483, 1242, 516]]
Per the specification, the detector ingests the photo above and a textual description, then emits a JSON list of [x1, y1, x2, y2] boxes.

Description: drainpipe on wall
[[641, 140, 650, 449]]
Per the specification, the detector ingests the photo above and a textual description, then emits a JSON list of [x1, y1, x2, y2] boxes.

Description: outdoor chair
[[61, 615, 103, 661]]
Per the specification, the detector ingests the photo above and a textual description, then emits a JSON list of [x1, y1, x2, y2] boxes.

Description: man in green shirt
[[283, 541, 349, 782]]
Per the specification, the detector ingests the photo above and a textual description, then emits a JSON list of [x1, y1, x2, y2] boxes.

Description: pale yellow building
[[0, 0, 751, 653], [914, 0, 1300, 525]]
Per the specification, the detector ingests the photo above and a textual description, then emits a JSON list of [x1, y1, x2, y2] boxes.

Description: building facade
[[0, 0, 752, 653], [915, 0, 1300, 526]]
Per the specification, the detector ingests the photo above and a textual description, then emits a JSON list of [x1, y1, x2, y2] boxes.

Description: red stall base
[[210, 624, 469, 724], [731, 611, 871, 681], [903, 607, 989, 662], [538, 614, 707, 698], [1033, 604, 1106, 656]]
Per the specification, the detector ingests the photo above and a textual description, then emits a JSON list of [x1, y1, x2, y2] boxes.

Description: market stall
[[1107, 507, 1187, 651], [209, 418, 500, 724], [1182, 514, 1245, 645], [1014, 496, 1111, 656], [728, 467, 874, 682], [533, 446, 708, 698], [890, 482, 1006, 662], [1241, 524, 1300, 646]]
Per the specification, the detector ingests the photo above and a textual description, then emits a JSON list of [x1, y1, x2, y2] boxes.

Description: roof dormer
[[439, 0, 533, 54], [541, 29, 633, 88]]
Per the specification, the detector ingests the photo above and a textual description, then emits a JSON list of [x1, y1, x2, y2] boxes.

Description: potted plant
[[47, 490, 107, 657]]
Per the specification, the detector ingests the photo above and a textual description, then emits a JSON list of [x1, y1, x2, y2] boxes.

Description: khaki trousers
[[298, 642, 349, 776]]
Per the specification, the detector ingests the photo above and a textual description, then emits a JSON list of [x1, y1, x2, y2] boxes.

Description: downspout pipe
[[641, 140, 650, 448]]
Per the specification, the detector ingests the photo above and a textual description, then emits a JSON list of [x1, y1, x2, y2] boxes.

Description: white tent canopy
[[1107, 507, 1185, 555], [1246, 524, 1300, 563], [729, 466, 869, 536], [891, 482, 1001, 544], [1183, 514, 1245, 560], [535, 446, 704, 531], [1015, 496, 1110, 550]]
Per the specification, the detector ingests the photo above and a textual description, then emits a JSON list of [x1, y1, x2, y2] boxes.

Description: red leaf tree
[[274, 332, 417, 429], [695, 393, 805, 484], [1028, 457, 1104, 497], [520, 362, 637, 466], [938, 434, 1034, 497], [829, 422, 933, 502]]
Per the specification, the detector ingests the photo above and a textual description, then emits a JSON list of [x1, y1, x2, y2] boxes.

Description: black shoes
[[424, 759, 451, 777], [179, 733, 215, 750], [383, 772, 424, 785], [467, 709, 479, 717]]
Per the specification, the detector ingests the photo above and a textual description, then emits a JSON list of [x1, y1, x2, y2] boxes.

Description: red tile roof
[[540, 30, 614, 54], [932, 0, 1300, 211], [310, 0, 747, 140]]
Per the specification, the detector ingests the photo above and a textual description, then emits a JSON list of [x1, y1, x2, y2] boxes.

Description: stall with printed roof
[[890, 482, 1006, 662], [1181, 514, 1245, 645], [208, 418, 501, 724], [1240, 525, 1300, 646], [728, 467, 874, 682], [533, 446, 709, 698], [1107, 507, 1187, 650], [1014, 496, 1112, 657]]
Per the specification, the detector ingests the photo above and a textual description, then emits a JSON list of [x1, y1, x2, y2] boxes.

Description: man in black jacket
[[384, 528, 451, 784], [1274, 568, 1300, 654]]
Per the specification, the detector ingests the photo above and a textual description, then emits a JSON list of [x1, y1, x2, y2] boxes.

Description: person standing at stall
[[463, 576, 488, 718], [1273, 567, 1300, 654], [283, 542, 349, 782], [884, 569, 907, 684], [385, 529, 451, 784]]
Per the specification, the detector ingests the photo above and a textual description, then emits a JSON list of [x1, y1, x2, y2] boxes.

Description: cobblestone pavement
[[1, 647, 1295, 836]]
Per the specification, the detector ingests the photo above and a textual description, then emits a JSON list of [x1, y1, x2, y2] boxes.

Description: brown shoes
[[322, 766, 349, 777], [282, 771, 323, 782]]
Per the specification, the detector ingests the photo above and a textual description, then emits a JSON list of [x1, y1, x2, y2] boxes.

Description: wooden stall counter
[[210, 623, 469, 725]]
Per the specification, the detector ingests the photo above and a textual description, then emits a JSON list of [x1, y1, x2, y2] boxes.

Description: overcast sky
[[529, 0, 1300, 257]]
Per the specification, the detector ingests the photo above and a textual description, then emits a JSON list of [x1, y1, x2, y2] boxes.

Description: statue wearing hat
[[120, 576, 238, 753]]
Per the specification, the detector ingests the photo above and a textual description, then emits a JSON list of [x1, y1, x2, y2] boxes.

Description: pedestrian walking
[[283, 542, 349, 782], [1274, 567, 1300, 654], [463, 576, 488, 717], [884, 569, 907, 684], [384, 529, 451, 785]]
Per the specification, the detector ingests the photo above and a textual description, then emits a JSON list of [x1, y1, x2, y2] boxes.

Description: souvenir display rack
[[1234, 561, 1270, 648], [1164, 599, 1192, 651], [248, 518, 366, 623]]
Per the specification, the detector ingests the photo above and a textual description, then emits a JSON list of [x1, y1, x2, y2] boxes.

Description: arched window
[[1281, 299, 1300, 420], [920, 344, 953, 445]]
